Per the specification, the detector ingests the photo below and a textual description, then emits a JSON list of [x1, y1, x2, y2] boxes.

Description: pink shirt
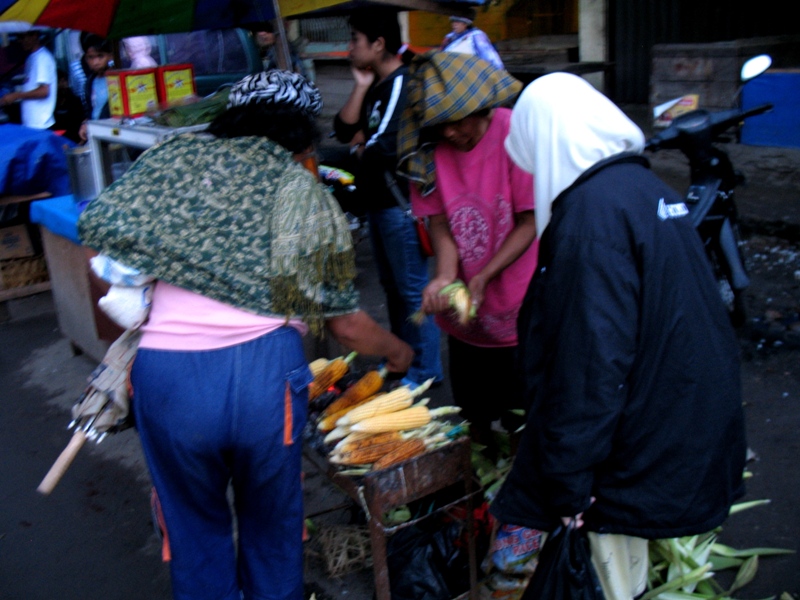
[[411, 108, 538, 347], [139, 281, 308, 351]]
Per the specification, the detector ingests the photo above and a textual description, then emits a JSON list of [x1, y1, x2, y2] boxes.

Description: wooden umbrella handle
[[37, 430, 88, 495]]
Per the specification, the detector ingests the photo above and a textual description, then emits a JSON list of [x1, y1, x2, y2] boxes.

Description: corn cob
[[308, 351, 357, 400], [308, 357, 330, 378], [333, 422, 448, 453], [334, 431, 402, 453], [336, 379, 433, 426], [332, 430, 374, 451], [322, 366, 388, 416], [440, 281, 477, 325], [410, 280, 476, 326], [372, 438, 427, 470], [323, 425, 351, 445], [329, 440, 409, 466], [350, 405, 462, 434], [316, 394, 380, 433]]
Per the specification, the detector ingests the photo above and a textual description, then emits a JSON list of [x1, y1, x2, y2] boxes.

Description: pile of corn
[[307, 356, 464, 475]]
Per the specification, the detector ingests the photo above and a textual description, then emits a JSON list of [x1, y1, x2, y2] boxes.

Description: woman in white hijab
[[490, 73, 747, 600], [504, 72, 645, 238]]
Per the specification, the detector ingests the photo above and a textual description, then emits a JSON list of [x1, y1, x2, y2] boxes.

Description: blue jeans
[[131, 328, 312, 600], [368, 206, 443, 383]]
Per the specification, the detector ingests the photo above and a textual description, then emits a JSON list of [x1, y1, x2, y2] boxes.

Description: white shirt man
[[0, 29, 57, 129]]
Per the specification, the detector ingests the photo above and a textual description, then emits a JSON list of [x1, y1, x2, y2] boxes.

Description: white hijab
[[504, 73, 645, 238]]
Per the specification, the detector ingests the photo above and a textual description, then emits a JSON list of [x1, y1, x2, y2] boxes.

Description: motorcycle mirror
[[741, 55, 772, 82]]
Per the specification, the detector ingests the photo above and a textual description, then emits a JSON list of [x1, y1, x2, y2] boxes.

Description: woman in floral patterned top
[[78, 71, 412, 600]]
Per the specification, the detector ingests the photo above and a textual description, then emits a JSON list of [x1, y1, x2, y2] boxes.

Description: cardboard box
[[653, 94, 700, 128], [0, 225, 35, 260], [106, 68, 160, 117], [157, 64, 196, 106]]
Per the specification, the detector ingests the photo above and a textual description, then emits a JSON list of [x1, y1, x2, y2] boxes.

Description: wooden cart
[[305, 436, 480, 600]]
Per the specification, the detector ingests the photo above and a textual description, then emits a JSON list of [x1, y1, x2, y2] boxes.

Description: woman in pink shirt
[[398, 53, 538, 457]]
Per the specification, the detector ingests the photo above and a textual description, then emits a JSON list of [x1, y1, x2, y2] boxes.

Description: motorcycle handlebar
[[645, 103, 773, 152]]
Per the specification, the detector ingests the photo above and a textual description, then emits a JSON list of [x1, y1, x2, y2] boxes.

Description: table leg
[[367, 509, 392, 600]]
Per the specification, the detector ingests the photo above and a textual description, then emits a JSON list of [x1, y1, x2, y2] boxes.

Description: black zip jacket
[[333, 65, 409, 211], [490, 154, 747, 539]]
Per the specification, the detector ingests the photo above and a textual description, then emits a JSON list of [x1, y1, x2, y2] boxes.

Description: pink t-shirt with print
[[410, 108, 538, 348]]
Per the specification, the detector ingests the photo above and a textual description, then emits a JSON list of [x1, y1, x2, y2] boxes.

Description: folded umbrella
[[38, 328, 142, 495]]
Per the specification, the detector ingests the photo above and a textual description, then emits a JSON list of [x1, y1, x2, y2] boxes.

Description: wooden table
[[29, 196, 122, 362], [305, 436, 480, 600]]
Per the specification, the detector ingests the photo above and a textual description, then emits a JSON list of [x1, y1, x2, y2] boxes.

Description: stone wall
[[650, 35, 800, 113]]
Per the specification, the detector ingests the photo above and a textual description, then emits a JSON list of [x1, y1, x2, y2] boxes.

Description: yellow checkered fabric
[[397, 51, 522, 196]]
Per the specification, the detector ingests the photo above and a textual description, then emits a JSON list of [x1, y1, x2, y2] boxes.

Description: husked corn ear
[[335, 431, 402, 453], [323, 425, 351, 445], [440, 280, 477, 325], [308, 358, 330, 378], [317, 394, 380, 432], [317, 409, 348, 433], [350, 405, 432, 433], [330, 440, 409, 466], [337, 379, 433, 426], [323, 366, 388, 416], [372, 438, 427, 470], [309, 351, 357, 400]]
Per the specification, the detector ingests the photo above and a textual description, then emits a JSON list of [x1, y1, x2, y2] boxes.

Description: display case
[[86, 118, 209, 192]]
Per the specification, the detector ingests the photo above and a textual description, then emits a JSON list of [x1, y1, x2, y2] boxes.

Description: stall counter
[[30, 196, 121, 363]]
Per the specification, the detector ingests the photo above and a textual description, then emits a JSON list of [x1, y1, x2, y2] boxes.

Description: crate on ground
[[0, 255, 49, 291]]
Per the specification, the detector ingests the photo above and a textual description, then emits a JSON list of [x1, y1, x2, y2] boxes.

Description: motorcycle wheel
[[706, 239, 748, 328], [716, 275, 747, 328]]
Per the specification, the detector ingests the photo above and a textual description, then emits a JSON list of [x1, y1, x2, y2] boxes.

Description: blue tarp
[[30, 194, 82, 245], [0, 124, 73, 197]]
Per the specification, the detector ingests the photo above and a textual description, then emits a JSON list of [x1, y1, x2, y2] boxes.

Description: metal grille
[[300, 17, 351, 44]]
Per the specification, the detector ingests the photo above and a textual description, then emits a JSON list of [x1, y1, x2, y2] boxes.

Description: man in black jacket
[[333, 7, 442, 389], [492, 73, 747, 599]]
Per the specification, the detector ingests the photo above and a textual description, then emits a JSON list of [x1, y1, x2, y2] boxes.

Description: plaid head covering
[[397, 51, 522, 196], [228, 70, 323, 117]]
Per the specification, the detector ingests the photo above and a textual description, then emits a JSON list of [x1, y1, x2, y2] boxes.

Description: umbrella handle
[[37, 430, 87, 495]]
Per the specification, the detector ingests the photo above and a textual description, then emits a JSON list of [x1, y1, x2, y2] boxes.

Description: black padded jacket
[[490, 154, 747, 539]]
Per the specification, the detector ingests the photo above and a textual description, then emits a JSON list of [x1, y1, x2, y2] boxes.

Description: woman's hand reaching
[[421, 276, 454, 315], [467, 273, 487, 312], [561, 497, 595, 529]]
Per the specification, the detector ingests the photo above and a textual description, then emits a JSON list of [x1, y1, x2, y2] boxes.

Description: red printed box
[[105, 68, 159, 117], [156, 64, 196, 107]]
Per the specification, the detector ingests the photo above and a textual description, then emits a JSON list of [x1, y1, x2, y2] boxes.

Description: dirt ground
[[714, 231, 800, 598]]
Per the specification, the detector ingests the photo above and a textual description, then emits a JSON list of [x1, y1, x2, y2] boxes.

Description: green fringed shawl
[[78, 134, 359, 335]]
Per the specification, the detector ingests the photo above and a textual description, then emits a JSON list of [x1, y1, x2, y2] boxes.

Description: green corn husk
[[410, 279, 476, 326], [150, 88, 231, 128], [646, 499, 795, 599]]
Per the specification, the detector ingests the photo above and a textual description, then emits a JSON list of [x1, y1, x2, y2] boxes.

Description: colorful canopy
[[0, 0, 277, 38]]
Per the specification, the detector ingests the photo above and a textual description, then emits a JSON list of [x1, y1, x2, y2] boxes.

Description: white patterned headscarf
[[228, 70, 323, 117], [505, 73, 645, 238]]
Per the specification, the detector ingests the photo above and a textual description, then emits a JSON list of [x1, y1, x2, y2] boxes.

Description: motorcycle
[[645, 54, 774, 326]]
